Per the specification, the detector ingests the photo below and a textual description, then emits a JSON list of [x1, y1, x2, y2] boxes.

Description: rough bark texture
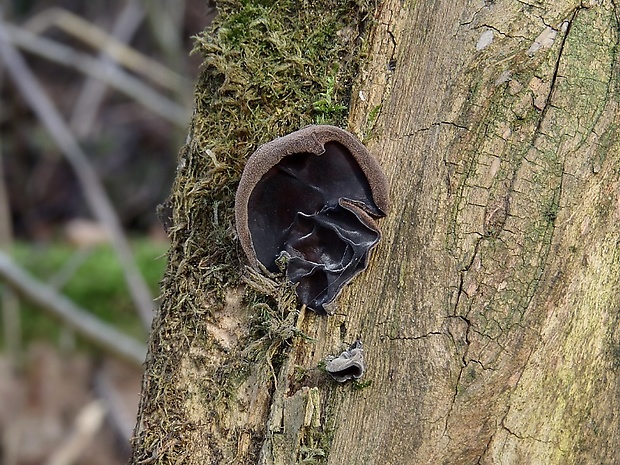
[[130, 1, 620, 464]]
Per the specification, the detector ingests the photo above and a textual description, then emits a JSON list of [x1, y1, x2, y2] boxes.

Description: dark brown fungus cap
[[235, 125, 390, 314]]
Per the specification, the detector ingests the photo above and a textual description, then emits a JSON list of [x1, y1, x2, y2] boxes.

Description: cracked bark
[[131, 0, 620, 464], [343, 0, 620, 463]]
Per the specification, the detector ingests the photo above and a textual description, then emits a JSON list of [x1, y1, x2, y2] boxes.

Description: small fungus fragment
[[325, 340, 365, 382], [235, 125, 389, 314], [476, 29, 494, 51]]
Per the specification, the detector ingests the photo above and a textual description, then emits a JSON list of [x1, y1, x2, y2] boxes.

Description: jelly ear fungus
[[325, 340, 366, 382], [235, 125, 390, 314]]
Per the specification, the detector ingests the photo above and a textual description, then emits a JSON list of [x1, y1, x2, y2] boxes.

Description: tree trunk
[[130, 1, 620, 464]]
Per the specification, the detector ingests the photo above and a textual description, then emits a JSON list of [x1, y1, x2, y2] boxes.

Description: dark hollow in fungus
[[235, 125, 389, 314]]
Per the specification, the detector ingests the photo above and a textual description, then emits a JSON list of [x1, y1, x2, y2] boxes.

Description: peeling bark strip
[[131, 0, 620, 464]]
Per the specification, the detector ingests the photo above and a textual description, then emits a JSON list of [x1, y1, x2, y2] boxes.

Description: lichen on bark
[[440, 1, 620, 462]]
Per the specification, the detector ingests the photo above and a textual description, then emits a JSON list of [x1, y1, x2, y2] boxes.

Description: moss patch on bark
[[130, 1, 376, 464]]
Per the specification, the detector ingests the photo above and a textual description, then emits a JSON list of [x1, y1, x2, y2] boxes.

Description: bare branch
[[0, 116, 21, 359], [2, 20, 189, 127], [24, 6, 191, 98], [143, 0, 187, 79], [0, 251, 146, 366], [70, 0, 147, 137], [0, 14, 155, 329], [45, 400, 107, 465]]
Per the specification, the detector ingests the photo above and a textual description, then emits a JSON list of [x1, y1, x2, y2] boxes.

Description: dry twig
[[2, 20, 189, 127], [24, 6, 191, 97], [0, 12, 155, 328], [0, 251, 146, 366], [70, 0, 147, 137], [0, 125, 20, 360], [45, 400, 107, 465]]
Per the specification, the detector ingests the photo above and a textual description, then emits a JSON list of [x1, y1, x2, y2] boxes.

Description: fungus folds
[[235, 125, 389, 314], [325, 340, 365, 382]]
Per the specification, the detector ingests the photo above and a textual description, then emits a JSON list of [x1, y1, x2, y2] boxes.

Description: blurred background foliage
[[11, 240, 166, 344], [2, 0, 206, 239], [0, 1, 215, 464]]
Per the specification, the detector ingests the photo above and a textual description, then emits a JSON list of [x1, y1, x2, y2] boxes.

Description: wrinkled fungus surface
[[235, 125, 389, 314], [326, 340, 365, 382]]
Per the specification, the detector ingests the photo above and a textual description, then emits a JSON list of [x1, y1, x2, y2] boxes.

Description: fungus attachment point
[[325, 340, 365, 382], [235, 125, 389, 314]]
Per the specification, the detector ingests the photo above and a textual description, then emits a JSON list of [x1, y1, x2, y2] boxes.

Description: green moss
[[351, 379, 372, 390], [242, 266, 303, 364], [162, 0, 375, 301], [132, 1, 377, 463], [364, 103, 382, 137]]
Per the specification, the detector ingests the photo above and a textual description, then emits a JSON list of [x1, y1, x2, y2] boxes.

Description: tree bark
[[130, 1, 620, 464]]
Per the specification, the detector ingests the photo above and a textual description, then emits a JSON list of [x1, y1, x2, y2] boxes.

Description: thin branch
[[144, 0, 187, 79], [70, 0, 147, 137], [2, 20, 189, 127], [93, 366, 136, 443], [0, 251, 146, 366], [48, 247, 94, 290], [0, 13, 155, 329], [24, 6, 191, 97], [45, 400, 107, 465], [0, 102, 21, 360]]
